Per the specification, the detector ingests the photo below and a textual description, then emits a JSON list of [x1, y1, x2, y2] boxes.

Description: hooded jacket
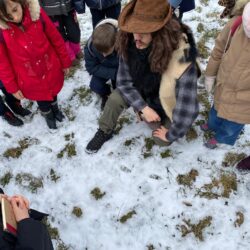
[[0, 0, 71, 101], [84, 0, 121, 10], [205, 0, 250, 124]]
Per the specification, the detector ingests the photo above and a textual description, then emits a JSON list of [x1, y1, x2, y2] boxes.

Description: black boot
[[85, 129, 113, 154], [6, 99, 31, 117], [41, 110, 57, 129], [2, 109, 23, 126], [51, 102, 65, 122]]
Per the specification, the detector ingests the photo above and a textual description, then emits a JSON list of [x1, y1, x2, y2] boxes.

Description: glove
[[204, 76, 216, 93]]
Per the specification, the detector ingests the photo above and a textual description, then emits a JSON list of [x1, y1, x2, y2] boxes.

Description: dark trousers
[[0, 86, 19, 115], [90, 76, 116, 96], [50, 10, 81, 43], [90, 3, 121, 28], [208, 106, 244, 145], [37, 96, 57, 113]]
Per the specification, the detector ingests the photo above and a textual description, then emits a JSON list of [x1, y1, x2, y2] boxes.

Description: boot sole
[[85, 148, 98, 154]]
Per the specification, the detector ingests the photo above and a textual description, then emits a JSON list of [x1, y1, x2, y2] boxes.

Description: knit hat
[[118, 0, 172, 33]]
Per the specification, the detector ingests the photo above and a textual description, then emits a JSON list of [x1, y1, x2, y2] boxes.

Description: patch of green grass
[[114, 116, 131, 134], [160, 149, 173, 158], [186, 127, 198, 142], [178, 216, 212, 241], [42, 217, 60, 240], [197, 173, 237, 199], [0, 172, 13, 187], [222, 152, 247, 167], [64, 133, 75, 141], [71, 86, 92, 105], [72, 206, 83, 218], [147, 245, 155, 250], [197, 23, 205, 33], [15, 173, 43, 193], [57, 143, 77, 158], [50, 169, 60, 183], [3, 137, 39, 158], [119, 210, 136, 223], [63, 105, 76, 121], [200, 0, 209, 6], [90, 187, 106, 200], [177, 169, 199, 187]]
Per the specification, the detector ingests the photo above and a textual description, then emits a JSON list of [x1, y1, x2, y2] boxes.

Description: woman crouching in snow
[[0, 0, 71, 129]]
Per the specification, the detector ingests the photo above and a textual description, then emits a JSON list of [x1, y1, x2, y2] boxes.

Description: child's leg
[[207, 105, 223, 132], [51, 96, 65, 122], [37, 100, 57, 129], [104, 2, 121, 20], [90, 8, 105, 28], [1, 86, 31, 117], [0, 95, 23, 126], [90, 76, 111, 96], [214, 119, 244, 145]]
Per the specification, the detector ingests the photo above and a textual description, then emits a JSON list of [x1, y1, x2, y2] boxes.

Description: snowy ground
[[1, 1, 250, 249]]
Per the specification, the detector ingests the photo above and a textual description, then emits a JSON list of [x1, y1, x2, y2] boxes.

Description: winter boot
[[2, 109, 23, 126], [236, 156, 250, 171], [41, 110, 57, 129], [204, 137, 218, 149], [6, 100, 31, 117], [51, 102, 65, 122], [85, 129, 113, 154]]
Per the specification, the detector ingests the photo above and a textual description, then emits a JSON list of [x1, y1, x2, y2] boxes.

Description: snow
[[1, 1, 250, 249]]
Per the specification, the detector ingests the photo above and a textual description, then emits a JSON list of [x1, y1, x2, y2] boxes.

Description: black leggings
[[37, 96, 57, 113], [50, 10, 81, 43]]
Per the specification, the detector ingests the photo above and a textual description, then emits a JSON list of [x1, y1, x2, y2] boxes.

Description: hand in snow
[[13, 90, 24, 100], [10, 196, 30, 222], [63, 68, 70, 76], [153, 126, 169, 142], [141, 106, 161, 123]]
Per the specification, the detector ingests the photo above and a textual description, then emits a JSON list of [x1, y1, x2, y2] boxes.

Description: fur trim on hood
[[0, 0, 40, 29], [231, 0, 250, 16]]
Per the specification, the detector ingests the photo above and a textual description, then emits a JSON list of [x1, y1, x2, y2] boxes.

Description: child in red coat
[[0, 0, 71, 129]]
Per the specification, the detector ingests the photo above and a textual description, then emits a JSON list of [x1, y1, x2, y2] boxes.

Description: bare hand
[[153, 126, 169, 142], [11, 195, 30, 209], [10, 196, 30, 222], [0, 194, 8, 201], [63, 68, 70, 76], [13, 90, 24, 100], [141, 106, 161, 123]]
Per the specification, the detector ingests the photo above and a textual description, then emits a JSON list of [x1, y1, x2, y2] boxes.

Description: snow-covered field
[[1, 1, 250, 249]]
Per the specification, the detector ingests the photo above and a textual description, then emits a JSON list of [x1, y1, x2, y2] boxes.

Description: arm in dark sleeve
[[166, 63, 199, 142], [116, 57, 147, 111], [84, 44, 117, 80], [16, 218, 53, 250]]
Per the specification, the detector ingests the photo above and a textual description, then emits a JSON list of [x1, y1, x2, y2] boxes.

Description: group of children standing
[[0, 0, 249, 159]]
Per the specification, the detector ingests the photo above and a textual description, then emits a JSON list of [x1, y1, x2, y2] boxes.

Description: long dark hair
[[0, 0, 26, 21], [116, 18, 182, 74]]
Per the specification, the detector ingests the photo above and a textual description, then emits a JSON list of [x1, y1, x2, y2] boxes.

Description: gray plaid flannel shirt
[[116, 57, 199, 142]]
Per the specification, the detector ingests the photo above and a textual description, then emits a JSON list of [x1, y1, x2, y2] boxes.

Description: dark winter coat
[[169, 0, 195, 12], [84, 40, 118, 80], [84, 0, 121, 10], [39, 0, 72, 16], [0, 0, 71, 101]]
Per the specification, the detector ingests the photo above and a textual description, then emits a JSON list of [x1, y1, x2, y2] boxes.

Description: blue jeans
[[208, 106, 244, 145], [90, 3, 121, 28], [90, 76, 116, 96]]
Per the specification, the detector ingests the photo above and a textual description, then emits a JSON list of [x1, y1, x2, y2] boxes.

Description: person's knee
[[106, 90, 126, 109]]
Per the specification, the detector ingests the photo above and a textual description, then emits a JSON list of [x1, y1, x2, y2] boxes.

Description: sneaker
[[200, 123, 210, 132], [204, 137, 218, 149], [236, 156, 250, 171], [7, 101, 31, 117], [3, 111, 23, 126], [51, 102, 65, 122], [86, 129, 113, 154], [41, 110, 57, 129]]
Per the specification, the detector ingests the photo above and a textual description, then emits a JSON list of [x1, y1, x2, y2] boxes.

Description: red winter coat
[[0, 0, 71, 101]]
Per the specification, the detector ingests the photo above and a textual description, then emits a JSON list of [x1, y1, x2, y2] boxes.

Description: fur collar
[[0, 0, 40, 30], [231, 0, 250, 16]]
